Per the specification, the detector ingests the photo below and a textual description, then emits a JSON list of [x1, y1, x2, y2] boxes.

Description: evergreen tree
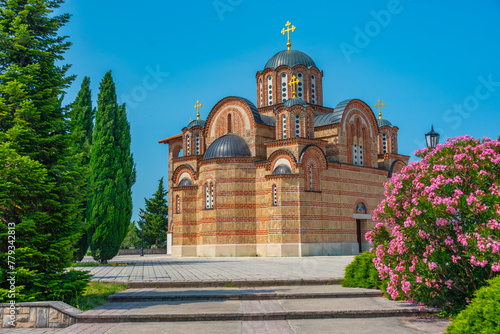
[[142, 177, 168, 247], [88, 71, 135, 263], [0, 0, 89, 302], [120, 221, 141, 249], [70, 76, 94, 261]]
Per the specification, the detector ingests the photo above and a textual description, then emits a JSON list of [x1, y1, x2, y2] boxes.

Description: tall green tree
[[0, 0, 89, 302], [88, 70, 135, 263], [142, 177, 168, 247], [70, 76, 94, 261]]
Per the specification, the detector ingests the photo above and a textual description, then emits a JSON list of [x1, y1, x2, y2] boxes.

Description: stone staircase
[[76, 284, 439, 323]]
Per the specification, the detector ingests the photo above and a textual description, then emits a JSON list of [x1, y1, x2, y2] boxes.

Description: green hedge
[[341, 251, 386, 290], [445, 274, 500, 333]]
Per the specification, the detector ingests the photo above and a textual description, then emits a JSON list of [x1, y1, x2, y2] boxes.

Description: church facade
[[159, 24, 409, 257]]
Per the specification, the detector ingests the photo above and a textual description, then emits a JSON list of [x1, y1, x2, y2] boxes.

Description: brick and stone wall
[[0, 301, 80, 329]]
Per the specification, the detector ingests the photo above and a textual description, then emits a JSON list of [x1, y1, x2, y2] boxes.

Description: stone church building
[[159, 24, 409, 257]]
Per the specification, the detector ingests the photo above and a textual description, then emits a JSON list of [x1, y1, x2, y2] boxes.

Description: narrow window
[[195, 134, 200, 155], [205, 183, 210, 209], [210, 183, 214, 209], [382, 133, 387, 154], [272, 185, 277, 206], [267, 75, 273, 105], [306, 117, 311, 138], [391, 135, 396, 153], [176, 195, 180, 214], [352, 136, 358, 165], [311, 75, 316, 104], [282, 114, 287, 139], [359, 131, 364, 166], [295, 115, 300, 137], [227, 114, 232, 133], [309, 165, 314, 191], [186, 135, 190, 155]]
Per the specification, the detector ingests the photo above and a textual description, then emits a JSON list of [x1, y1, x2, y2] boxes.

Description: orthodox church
[[159, 22, 409, 257]]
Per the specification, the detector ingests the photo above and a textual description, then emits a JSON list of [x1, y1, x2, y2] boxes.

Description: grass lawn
[[68, 281, 128, 311]]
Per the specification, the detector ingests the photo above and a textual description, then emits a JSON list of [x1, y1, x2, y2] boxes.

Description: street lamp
[[425, 125, 440, 149], [140, 210, 145, 257]]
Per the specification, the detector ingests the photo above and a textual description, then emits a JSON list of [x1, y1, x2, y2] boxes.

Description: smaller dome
[[272, 165, 292, 175], [177, 178, 193, 187], [264, 50, 316, 70], [188, 119, 205, 128], [204, 134, 251, 159], [283, 98, 308, 108], [377, 119, 393, 128]]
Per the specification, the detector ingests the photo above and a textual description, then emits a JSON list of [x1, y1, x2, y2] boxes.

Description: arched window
[[186, 134, 190, 156], [281, 73, 288, 102], [311, 75, 316, 104], [282, 114, 287, 139], [272, 184, 277, 206], [176, 195, 180, 214], [297, 72, 303, 99], [295, 115, 300, 137], [359, 129, 364, 166], [195, 134, 200, 155], [259, 79, 263, 106], [205, 183, 210, 209], [205, 182, 214, 209], [352, 125, 358, 165], [267, 75, 273, 105], [391, 135, 396, 153], [382, 133, 387, 154], [210, 183, 214, 209], [309, 165, 314, 191], [227, 114, 232, 133]]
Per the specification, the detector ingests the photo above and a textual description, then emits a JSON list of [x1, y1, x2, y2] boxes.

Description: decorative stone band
[[0, 301, 81, 328], [352, 213, 373, 220]]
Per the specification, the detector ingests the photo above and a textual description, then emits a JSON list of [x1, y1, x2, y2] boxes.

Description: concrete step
[[108, 285, 384, 302], [124, 278, 341, 288], [78, 292, 439, 323]]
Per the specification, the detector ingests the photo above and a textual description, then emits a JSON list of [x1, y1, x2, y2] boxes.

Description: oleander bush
[[445, 274, 500, 333], [366, 136, 500, 315]]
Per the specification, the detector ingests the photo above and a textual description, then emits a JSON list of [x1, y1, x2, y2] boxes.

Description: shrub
[[367, 136, 500, 315], [445, 274, 500, 333], [342, 251, 385, 290]]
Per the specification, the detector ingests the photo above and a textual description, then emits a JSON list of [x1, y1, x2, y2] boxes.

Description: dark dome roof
[[283, 98, 308, 107], [204, 134, 251, 159], [377, 119, 393, 127], [188, 119, 205, 128], [272, 165, 292, 175], [264, 50, 316, 70], [177, 178, 193, 186]]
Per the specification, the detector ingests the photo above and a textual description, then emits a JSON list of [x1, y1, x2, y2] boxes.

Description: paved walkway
[[74, 254, 354, 283]]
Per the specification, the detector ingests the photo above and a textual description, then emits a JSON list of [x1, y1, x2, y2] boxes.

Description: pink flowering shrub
[[366, 136, 500, 314]]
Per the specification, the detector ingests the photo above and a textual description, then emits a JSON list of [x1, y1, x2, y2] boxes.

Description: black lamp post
[[425, 125, 440, 149], [140, 210, 145, 257]]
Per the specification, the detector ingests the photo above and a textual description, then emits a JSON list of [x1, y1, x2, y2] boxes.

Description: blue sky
[[58, 0, 500, 217]]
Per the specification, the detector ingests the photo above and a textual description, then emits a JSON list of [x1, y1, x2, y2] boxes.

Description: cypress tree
[[142, 177, 168, 247], [88, 71, 135, 263], [69, 76, 94, 261], [0, 0, 89, 302]]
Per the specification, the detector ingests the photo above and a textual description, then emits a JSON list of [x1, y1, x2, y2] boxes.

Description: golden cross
[[288, 75, 300, 98], [281, 21, 296, 50], [374, 99, 385, 119], [194, 100, 202, 120]]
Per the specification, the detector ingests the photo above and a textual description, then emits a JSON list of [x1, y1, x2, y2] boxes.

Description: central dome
[[204, 134, 251, 159], [264, 50, 316, 70]]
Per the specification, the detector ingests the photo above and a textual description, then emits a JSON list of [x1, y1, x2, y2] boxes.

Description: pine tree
[[142, 177, 168, 247], [69, 76, 94, 261], [0, 0, 89, 302], [88, 71, 135, 263]]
